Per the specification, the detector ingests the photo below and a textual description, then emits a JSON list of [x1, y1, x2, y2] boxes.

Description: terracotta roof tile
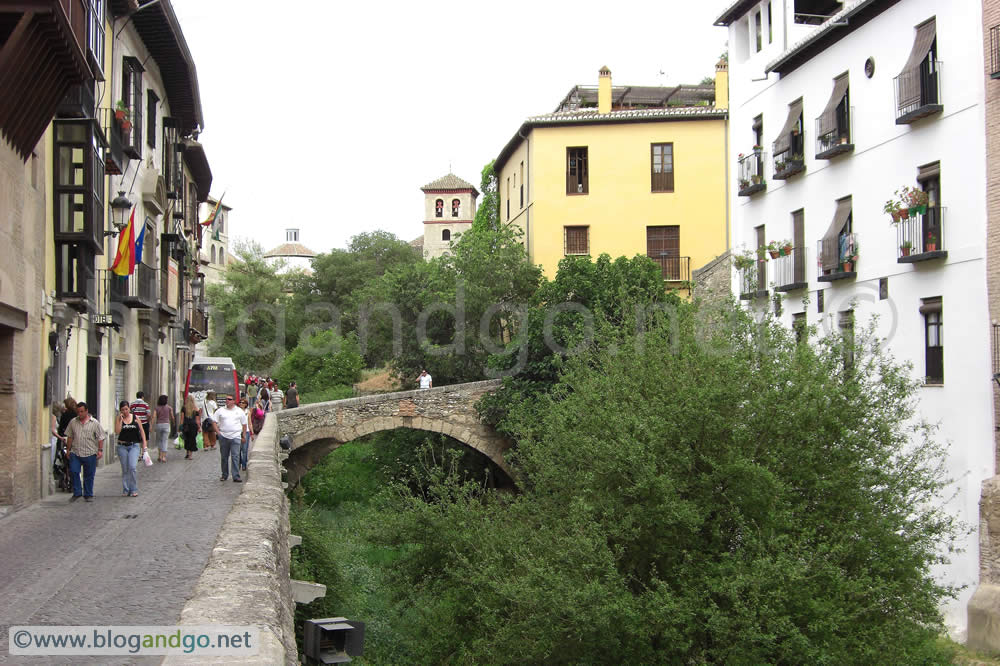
[[263, 242, 318, 258], [421, 173, 479, 193]]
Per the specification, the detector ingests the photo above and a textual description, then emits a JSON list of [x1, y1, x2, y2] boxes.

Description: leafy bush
[[273, 329, 362, 395], [369, 301, 960, 663]]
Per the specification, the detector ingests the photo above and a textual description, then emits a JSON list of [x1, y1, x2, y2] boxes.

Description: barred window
[[564, 226, 589, 255]]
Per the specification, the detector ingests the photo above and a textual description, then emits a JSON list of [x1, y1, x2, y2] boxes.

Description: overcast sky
[[170, 0, 730, 254]]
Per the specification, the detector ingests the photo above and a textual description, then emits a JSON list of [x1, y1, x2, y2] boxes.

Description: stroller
[[52, 441, 73, 493]]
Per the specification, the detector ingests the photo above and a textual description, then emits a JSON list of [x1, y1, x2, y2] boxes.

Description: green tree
[[205, 239, 287, 372], [369, 301, 959, 663], [272, 329, 363, 395]]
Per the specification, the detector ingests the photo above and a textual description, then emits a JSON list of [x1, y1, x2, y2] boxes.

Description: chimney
[[714, 57, 729, 109], [598, 66, 612, 114]]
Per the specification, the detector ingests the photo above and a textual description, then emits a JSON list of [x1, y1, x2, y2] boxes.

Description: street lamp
[[106, 191, 132, 237], [190, 274, 204, 302]]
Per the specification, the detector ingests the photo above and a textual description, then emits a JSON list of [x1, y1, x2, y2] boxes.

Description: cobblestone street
[[0, 445, 246, 664]]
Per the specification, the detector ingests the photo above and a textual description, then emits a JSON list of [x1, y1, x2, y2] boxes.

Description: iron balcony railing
[[57, 81, 96, 119], [815, 107, 854, 160], [772, 132, 805, 180], [100, 107, 125, 175], [896, 206, 946, 262], [992, 25, 1000, 79], [773, 246, 808, 292], [817, 232, 858, 282], [738, 265, 765, 299], [895, 60, 942, 124], [737, 150, 767, 196], [97, 269, 126, 330], [651, 255, 690, 282], [122, 262, 157, 309]]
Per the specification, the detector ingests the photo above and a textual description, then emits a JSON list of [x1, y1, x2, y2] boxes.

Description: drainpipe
[[724, 114, 730, 253], [517, 126, 531, 261]]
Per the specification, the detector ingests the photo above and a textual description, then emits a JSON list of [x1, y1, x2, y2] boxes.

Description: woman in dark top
[[181, 394, 201, 459], [115, 400, 147, 497], [57, 397, 77, 440]]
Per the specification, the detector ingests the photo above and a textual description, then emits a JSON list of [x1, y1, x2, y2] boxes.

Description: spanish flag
[[111, 207, 136, 276], [201, 192, 224, 227]]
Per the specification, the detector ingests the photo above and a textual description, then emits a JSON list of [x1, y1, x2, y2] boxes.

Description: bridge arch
[[275, 380, 512, 487]]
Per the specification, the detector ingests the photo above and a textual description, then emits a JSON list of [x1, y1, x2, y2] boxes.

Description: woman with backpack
[[202, 392, 218, 450], [181, 394, 201, 460]]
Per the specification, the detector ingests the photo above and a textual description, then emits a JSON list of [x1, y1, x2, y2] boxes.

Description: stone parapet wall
[[277, 380, 510, 486], [164, 414, 297, 665]]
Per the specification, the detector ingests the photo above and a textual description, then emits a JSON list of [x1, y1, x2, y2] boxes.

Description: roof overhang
[[182, 139, 212, 202], [131, 0, 204, 134], [765, 0, 901, 75], [714, 0, 764, 26]]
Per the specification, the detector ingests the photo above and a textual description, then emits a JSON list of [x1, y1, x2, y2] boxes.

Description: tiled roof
[[421, 173, 479, 193], [409, 235, 424, 250], [527, 106, 727, 124], [554, 84, 715, 112], [263, 242, 318, 258]]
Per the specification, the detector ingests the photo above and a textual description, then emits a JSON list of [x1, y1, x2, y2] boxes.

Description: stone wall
[[692, 250, 732, 305], [164, 414, 297, 665], [277, 380, 510, 486]]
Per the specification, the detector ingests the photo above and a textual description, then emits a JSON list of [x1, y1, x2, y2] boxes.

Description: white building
[[716, 0, 992, 639], [420, 173, 478, 259], [263, 228, 318, 273], [201, 195, 232, 286]]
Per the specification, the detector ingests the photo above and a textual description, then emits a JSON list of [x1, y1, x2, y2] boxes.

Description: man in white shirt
[[418, 370, 432, 389], [213, 395, 247, 482]]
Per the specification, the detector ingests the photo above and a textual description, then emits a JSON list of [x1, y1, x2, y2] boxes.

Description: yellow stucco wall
[[499, 117, 728, 280]]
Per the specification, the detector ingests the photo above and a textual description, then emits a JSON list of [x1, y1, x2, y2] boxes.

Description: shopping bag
[[196, 432, 204, 449], [142, 450, 153, 466], [174, 436, 184, 449]]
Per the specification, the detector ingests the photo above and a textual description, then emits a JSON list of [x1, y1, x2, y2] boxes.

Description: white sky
[[170, 0, 730, 254]]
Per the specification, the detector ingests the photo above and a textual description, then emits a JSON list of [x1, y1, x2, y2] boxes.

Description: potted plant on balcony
[[884, 198, 902, 223], [733, 250, 756, 271], [900, 240, 912, 257], [925, 233, 937, 252], [767, 241, 781, 259], [739, 178, 751, 191], [752, 144, 762, 152], [115, 100, 132, 131], [905, 187, 929, 216], [780, 239, 793, 256], [775, 158, 787, 173], [751, 173, 763, 185], [842, 242, 858, 273]]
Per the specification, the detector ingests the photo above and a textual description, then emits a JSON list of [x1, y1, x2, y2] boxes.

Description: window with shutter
[[564, 226, 589, 255], [651, 143, 674, 192], [567, 147, 588, 194], [646, 226, 680, 279]]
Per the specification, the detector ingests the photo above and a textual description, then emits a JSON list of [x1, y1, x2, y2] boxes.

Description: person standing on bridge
[[418, 369, 432, 389], [213, 395, 246, 482], [283, 382, 299, 409]]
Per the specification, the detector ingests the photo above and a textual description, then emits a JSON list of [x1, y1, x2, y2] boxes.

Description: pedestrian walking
[[64, 401, 105, 502], [212, 395, 246, 482], [203, 391, 219, 450], [418, 369, 433, 389], [130, 391, 151, 441], [238, 398, 251, 471], [283, 381, 299, 409], [150, 394, 174, 463], [57, 397, 77, 440], [49, 403, 63, 469], [247, 381, 259, 409], [114, 400, 148, 497], [181, 394, 201, 459]]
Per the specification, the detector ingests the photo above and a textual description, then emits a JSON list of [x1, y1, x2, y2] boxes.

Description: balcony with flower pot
[[814, 108, 853, 160], [817, 232, 858, 283], [771, 242, 808, 292], [737, 149, 766, 197], [896, 207, 947, 263], [772, 131, 805, 181], [735, 250, 767, 300]]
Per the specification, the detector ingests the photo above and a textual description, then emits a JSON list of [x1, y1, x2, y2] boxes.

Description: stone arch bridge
[[275, 379, 511, 486]]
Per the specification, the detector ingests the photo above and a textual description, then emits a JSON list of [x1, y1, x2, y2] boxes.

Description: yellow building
[[495, 63, 730, 283]]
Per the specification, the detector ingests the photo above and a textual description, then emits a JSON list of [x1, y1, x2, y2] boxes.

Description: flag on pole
[[134, 218, 146, 265], [201, 192, 225, 227], [111, 207, 136, 276]]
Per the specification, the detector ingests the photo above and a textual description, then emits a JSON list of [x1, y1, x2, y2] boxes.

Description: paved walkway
[[0, 443, 246, 664]]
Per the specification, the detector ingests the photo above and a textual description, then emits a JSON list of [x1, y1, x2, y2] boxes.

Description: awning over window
[[919, 296, 942, 315], [897, 18, 936, 110], [821, 198, 853, 271], [817, 75, 849, 137], [899, 18, 936, 75], [773, 100, 803, 156], [917, 161, 940, 180]]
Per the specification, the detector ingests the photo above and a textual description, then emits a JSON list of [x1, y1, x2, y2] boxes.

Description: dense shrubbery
[[365, 300, 959, 663]]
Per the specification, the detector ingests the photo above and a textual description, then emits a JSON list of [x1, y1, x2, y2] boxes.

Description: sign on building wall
[[167, 258, 179, 309]]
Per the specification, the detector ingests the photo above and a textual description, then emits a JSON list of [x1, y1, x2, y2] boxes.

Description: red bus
[[184, 357, 240, 405]]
